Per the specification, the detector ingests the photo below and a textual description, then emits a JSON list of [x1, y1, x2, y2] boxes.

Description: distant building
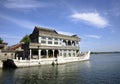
[[0, 43, 23, 60], [0, 43, 8, 50]]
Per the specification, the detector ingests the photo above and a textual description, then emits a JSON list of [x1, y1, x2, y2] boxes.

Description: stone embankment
[[0, 60, 3, 68]]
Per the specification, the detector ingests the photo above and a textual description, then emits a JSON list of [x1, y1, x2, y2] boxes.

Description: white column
[[46, 37, 48, 45], [58, 50, 60, 57], [71, 41, 72, 46], [53, 50, 54, 58], [58, 39, 61, 46], [71, 50, 73, 57], [30, 49, 32, 60], [66, 40, 68, 46], [38, 49, 41, 60], [46, 50, 48, 58], [61, 39, 63, 46], [66, 50, 68, 57], [52, 38, 54, 45], [39, 37, 41, 43], [74, 41, 76, 46], [62, 50, 64, 57], [75, 50, 76, 57]]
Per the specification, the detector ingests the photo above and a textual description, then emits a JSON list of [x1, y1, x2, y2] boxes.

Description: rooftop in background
[[0, 43, 8, 50]]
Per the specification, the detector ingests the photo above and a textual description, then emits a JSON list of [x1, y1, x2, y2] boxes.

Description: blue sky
[[0, 0, 120, 52]]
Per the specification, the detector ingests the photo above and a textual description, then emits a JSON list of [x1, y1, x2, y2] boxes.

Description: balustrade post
[[30, 49, 32, 60], [38, 49, 41, 60], [53, 50, 54, 58], [46, 50, 48, 58]]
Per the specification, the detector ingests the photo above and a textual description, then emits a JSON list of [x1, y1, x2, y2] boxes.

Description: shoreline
[[91, 52, 120, 54]]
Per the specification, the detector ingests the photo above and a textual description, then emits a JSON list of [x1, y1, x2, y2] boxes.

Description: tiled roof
[[9, 43, 23, 50], [31, 26, 80, 41]]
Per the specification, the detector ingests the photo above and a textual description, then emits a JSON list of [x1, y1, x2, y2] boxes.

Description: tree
[[0, 37, 3, 44], [20, 35, 30, 44]]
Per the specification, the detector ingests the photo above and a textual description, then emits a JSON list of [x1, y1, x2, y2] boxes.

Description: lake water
[[0, 53, 120, 84]]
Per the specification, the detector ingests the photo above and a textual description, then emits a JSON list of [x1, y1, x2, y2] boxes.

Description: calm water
[[0, 53, 120, 84]]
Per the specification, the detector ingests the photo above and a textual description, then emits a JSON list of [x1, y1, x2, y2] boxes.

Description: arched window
[[72, 41, 75, 46], [48, 50, 53, 58], [41, 50, 47, 58], [63, 40, 67, 46], [68, 40, 71, 46], [54, 50, 59, 58]]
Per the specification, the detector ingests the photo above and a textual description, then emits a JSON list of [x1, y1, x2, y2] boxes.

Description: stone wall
[[0, 49, 15, 60]]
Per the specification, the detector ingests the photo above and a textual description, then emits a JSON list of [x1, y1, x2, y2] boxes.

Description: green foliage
[[0, 37, 3, 44], [20, 35, 30, 43]]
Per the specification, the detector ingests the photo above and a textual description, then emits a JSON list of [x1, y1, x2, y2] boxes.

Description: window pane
[[64, 53, 66, 57], [41, 36, 46, 39], [48, 37, 52, 40], [69, 53, 71, 57], [48, 41, 52, 44], [54, 42, 58, 45], [54, 38, 58, 41], [41, 40, 46, 44]]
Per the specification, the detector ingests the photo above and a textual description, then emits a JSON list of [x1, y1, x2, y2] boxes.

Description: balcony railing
[[29, 43, 79, 50]]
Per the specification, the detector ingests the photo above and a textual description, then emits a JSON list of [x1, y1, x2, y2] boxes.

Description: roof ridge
[[35, 26, 58, 34], [35, 26, 55, 31]]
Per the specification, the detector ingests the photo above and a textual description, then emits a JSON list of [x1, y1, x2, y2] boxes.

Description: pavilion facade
[[24, 26, 81, 60]]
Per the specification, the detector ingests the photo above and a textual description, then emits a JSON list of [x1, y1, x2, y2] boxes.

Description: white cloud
[[0, 14, 55, 30], [3, 0, 48, 9], [85, 34, 101, 39], [0, 14, 38, 29], [70, 12, 108, 28]]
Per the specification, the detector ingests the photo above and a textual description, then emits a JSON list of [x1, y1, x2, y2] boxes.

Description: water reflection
[[1, 54, 120, 84], [83, 61, 91, 68], [0, 69, 3, 84], [0, 61, 91, 84], [1, 69, 16, 84]]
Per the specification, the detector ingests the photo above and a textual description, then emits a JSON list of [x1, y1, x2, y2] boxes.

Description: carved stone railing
[[29, 43, 79, 50], [29, 43, 41, 47]]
